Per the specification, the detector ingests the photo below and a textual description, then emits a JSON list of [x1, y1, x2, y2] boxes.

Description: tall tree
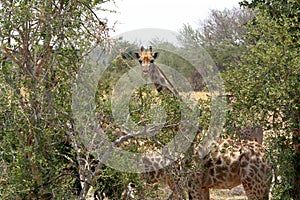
[[179, 7, 254, 71], [224, 10, 300, 199], [239, 1, 299, 198], [240, 0, 300, 19], [0, 0, 112, 199], [241, 0, 299, 46]]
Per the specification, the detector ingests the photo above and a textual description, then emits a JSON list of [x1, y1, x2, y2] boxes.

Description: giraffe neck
[[149, 64, 179, 95]]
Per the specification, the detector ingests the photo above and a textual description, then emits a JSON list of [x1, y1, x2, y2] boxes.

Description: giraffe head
[[134, 46, 159, 76]]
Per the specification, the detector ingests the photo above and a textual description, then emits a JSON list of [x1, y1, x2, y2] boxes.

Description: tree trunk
[[293, 130, 300, 200], [292, 98, 300, 200]]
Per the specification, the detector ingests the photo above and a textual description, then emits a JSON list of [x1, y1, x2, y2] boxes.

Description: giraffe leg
[[167, 192, 186, 200], [188, 187, 209, 200], [167, 178, 186, 200], [241, 174, 270, 200], [241, 161, 272, 200], [167, 192, 173, 200], [262, 173, 272, 200]]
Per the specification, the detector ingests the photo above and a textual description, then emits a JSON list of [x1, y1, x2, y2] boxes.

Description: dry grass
[[211, 185, 247, 200], [194, 91, 210, 100], [139, 184, 247, 200], [179, 91, 210, 101]]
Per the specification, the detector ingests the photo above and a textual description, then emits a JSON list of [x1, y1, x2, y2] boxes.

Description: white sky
[[102, 0, 241, 36]]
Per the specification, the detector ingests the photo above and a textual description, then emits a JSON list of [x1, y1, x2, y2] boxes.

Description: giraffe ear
[[153, 52, 159, 59], [149, 46, 153, 53], [134, 52, 140, 59]]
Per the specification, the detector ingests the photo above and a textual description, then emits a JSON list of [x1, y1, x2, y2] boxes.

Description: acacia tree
[[179, 4, 299, 198], [179, 7, 254, 71], [0, 0, 112, 199], [224, 10, 299, 199], [240, 0, 300, 19], [235, 1, 300, 198]]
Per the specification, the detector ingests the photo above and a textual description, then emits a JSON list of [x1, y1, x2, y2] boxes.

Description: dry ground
[[142, 184, 247, 200]]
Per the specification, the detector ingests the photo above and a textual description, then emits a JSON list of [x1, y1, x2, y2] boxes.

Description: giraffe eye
[[138, 60, 142, 64], [150, 59, 154, 63]]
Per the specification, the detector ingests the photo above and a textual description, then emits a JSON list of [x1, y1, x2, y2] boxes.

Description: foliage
[[97, 166, 140, 199], [2, 0, 298, 198], [240, 0, 300, 46], [240, 0, 300, 19], [96, 44, 187, 151], [224, 10, 300, 199], [179, 7, 254, 71], [0, 0, 112, 198], [178, 4, 299, 198], [93, 41, 212, 198]]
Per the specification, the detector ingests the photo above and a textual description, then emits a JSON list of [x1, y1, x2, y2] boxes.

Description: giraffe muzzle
[[142, 67, 149, 77]]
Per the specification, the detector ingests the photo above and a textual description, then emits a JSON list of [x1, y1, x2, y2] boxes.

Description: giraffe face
[[135, 46, 159, 76]]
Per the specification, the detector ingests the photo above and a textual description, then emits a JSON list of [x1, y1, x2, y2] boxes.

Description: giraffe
[[133, 46, 270, 199], [134, 46, 179, 95], [140, 138, 271, 200]]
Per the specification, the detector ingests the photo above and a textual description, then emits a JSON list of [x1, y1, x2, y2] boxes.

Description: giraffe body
[[187, 139, 271, 200], [141, 139, 271, 200]]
